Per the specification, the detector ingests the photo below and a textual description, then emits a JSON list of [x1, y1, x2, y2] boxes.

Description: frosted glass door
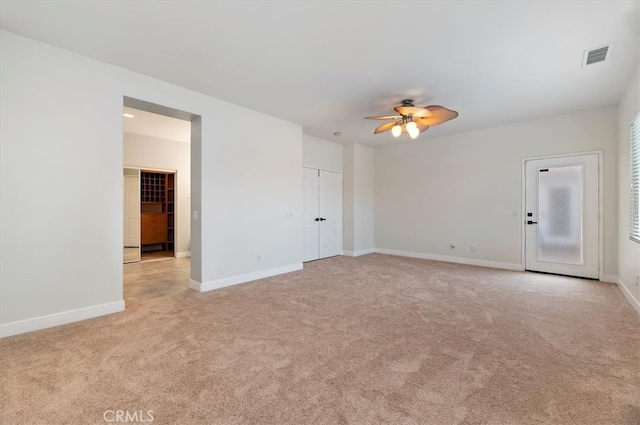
[[525, 154, 599, 279], [537, 166, 583, 264]]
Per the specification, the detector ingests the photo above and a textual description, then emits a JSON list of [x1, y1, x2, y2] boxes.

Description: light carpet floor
[[1, 254, 639, 424]]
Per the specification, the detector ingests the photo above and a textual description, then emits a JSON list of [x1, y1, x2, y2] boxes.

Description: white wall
[[375, 106, 619, 274], [617, 61, 640, 312], [123, 132, 191, 257], [302, 134, 342, 172], [343, 145, 355, 253], [0, 31, 303, 336], [343, 143, 375, 256], [353, 144, 375, 253]]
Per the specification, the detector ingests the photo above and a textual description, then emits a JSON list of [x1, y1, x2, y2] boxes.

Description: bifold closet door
[[318, 170, 342, 259], [303, 168, 320, 262], [303, 168, 342, 262]]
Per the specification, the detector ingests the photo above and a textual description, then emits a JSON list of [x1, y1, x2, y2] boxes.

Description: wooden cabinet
[[141, 213, 167, 244], [140, 171, 175, 253]]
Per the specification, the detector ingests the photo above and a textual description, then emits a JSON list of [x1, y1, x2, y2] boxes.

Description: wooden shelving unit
[[140, 171, 175, 255]]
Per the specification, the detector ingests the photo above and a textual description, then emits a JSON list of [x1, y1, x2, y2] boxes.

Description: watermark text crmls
[[103, 410, 154, 423]]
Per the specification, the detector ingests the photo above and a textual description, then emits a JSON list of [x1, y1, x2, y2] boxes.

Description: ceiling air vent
[[583, 45, 610, 66]]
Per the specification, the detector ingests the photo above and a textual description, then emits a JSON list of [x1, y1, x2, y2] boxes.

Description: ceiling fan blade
[[373, 121, 398, 134], [394, 105, 433, 118], [414, 118, 430, 132], [364, 115, 402, 120], [424, 105, 459, 123], [413, 115, 453, 126]]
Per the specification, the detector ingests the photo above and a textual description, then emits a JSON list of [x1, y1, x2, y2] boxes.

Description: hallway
[[123, 258, 191, 305]]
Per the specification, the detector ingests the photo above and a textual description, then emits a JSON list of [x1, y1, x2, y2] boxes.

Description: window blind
[[631, 113, 640, 243]]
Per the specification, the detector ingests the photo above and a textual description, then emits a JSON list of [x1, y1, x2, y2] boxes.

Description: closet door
[[303, 167, 320, 262], [318, 170, 342, 259]]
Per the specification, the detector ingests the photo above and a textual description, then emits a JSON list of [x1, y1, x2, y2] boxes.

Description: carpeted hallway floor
[[1, 254, 639, 424]]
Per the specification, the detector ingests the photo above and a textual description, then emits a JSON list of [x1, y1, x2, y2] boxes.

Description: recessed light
[[123, 113, 134, 118]]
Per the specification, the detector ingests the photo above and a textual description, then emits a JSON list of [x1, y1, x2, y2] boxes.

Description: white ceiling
[[1, 1, 638, 147], [123, 107, 191, 143]]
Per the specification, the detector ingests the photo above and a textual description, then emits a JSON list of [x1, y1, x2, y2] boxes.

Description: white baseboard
[[601, 274, 618, 284], [616, 277, 640, 316], [190, 263, 303, 292], [0, 300, 125, 338], [176, 251, 191, 259], [374, 248, 523, 271], [342, 248, 375, 257]]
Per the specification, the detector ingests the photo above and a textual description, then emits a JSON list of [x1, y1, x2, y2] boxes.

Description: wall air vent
[[582, 45, 610, 66]]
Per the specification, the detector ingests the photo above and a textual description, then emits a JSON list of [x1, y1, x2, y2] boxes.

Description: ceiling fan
[[365, 99, 458, 139]]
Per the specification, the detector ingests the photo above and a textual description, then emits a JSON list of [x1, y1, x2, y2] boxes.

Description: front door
[[524, 153, 600, 279]]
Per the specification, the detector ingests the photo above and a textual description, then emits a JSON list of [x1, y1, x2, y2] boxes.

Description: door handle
[[315, 218, 320, 222], [527, 220, 538, 225], [319, 218, 326, 221]]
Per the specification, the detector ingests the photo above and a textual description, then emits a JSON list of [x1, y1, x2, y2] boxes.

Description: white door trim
[[122, 165, 177, 174], [520, 150, 604, 280]]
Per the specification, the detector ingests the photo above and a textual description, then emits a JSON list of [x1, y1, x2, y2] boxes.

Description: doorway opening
[[123, 166, 178, 263], [121, 97, 201, 305], [523, 152, 603, 280]]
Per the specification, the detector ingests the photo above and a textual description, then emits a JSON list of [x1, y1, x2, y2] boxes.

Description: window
[[631, 113, 640, 243]]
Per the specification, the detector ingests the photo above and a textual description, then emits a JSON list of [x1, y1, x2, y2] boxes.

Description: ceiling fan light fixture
[[365, 100, 459, 139], [406, 121, 419, 139]]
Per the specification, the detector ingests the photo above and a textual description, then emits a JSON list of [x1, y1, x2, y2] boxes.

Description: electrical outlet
[[470, 245, 476, 252], [192, 211, 198, 220], [257, 255, 262, 263]]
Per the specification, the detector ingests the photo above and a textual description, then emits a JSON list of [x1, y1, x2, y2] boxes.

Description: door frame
[[520, 150, 604, 280], [122, 165, 178, 259], [122, 96, 201, 308]]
